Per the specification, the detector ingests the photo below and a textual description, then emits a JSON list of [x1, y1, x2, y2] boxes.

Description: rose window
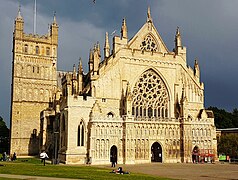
[[132, 69, 169, 119], [140, 35, 158, 52]]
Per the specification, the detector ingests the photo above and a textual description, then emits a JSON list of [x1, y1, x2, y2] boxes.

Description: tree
[[232, 108, 238, 128], [218, 134, 238, 158], [208, 107, 238, 158], [0, 116, 9, 137], [207, 106, 238, 129], [0, 116, 9, 153]]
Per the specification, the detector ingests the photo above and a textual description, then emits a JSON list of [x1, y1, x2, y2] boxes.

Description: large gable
[[128, 9, 169, 54]]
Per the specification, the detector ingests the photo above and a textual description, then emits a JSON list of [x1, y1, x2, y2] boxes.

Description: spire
[[14, 2, 24, 39], [48, 24, 50, 36], [73, 64, 76, 73], [96, 42, 100, 51], [194, 59, 199, 66], [53, 11, 57, 25], [88, 49, 93, 72], [50, 11, 58, 45], [104, 32, 110, 58], [72, 64, 77, 95], [147, 6, 152, 22], [78, 58, 83, 94], [194, 59, 200, 79], [96, 42, 101, 58], [104, 32, 110, 48], [175, 26, 182, 47], [78, 57, 83, 74], [89, 49, 93, 62], [121, 18, 128, 39], [16, 2, 23, 20], [176, 26, 180, 36], [92, 42, 100, 75], [73, 64, 76, 78], [72, 64, 77, 80]]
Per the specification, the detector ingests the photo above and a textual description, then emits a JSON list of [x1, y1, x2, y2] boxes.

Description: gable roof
[[128, 21, 170, 54]]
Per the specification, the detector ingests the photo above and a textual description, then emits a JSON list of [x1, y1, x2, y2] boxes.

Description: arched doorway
[[151, 142, 162, 162], [110, 145, 117, 163]]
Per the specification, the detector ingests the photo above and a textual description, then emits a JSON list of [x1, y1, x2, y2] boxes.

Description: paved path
[[99, 162, 238, 180]]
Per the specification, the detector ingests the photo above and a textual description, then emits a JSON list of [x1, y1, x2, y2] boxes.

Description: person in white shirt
[[40, 151, 49, 166]]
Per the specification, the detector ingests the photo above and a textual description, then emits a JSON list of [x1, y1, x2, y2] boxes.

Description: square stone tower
[[10, 9, 58, 156]]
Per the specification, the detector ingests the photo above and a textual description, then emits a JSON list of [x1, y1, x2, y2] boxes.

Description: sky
[[1, 0, 238, 127]]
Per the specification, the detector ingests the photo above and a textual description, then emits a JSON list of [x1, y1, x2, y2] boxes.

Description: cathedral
[[10, 7, 217, 164]]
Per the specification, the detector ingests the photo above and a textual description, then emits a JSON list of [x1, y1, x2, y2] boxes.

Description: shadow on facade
[[86, 111, 93, 164], [39, 113, 59, 160], [28, 129, 39, 155]]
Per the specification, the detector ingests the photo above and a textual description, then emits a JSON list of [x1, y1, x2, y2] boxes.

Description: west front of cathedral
[[10, 7, 217, 164]]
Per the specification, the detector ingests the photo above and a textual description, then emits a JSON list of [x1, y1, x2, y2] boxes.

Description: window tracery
[[132, 69, 169, 119], [140, 35, 158, 52]]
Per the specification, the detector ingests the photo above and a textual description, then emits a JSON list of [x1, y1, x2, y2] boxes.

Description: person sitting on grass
[[117, 167, 123, 174], [11, 152, 17, 161], [111, 167, 129, 174]]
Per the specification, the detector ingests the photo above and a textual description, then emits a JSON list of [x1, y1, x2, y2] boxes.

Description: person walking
[[111, 155, 116, 167], [40, 151, 49, 166]]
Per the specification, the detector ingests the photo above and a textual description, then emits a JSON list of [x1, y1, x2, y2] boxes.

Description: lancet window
[[77, 121, 85, 146], [24, 44, 28, 53], [36, 46, 40, 54], [140, 34, 158, 52], [46, 47, 50, 56], [132, 69, 169, 119]]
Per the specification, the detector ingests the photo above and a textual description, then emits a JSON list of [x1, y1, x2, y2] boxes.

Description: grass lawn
[[0, 158, 173, 180]]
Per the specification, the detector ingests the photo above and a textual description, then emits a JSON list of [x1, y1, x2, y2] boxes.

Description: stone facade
[[11, 7, 217, 163], [10, 9, 58, 155]]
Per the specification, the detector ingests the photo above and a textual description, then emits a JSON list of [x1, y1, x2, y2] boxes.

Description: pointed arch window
[[132, 69, 169, 120], [24, 44, 28, 53], [78, 121, 85, 146], [46, 47, 50, 56], [36, 46, 40, 54]]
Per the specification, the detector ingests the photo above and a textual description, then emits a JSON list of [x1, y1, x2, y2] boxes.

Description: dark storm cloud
[[1, 0, 238, 127]]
